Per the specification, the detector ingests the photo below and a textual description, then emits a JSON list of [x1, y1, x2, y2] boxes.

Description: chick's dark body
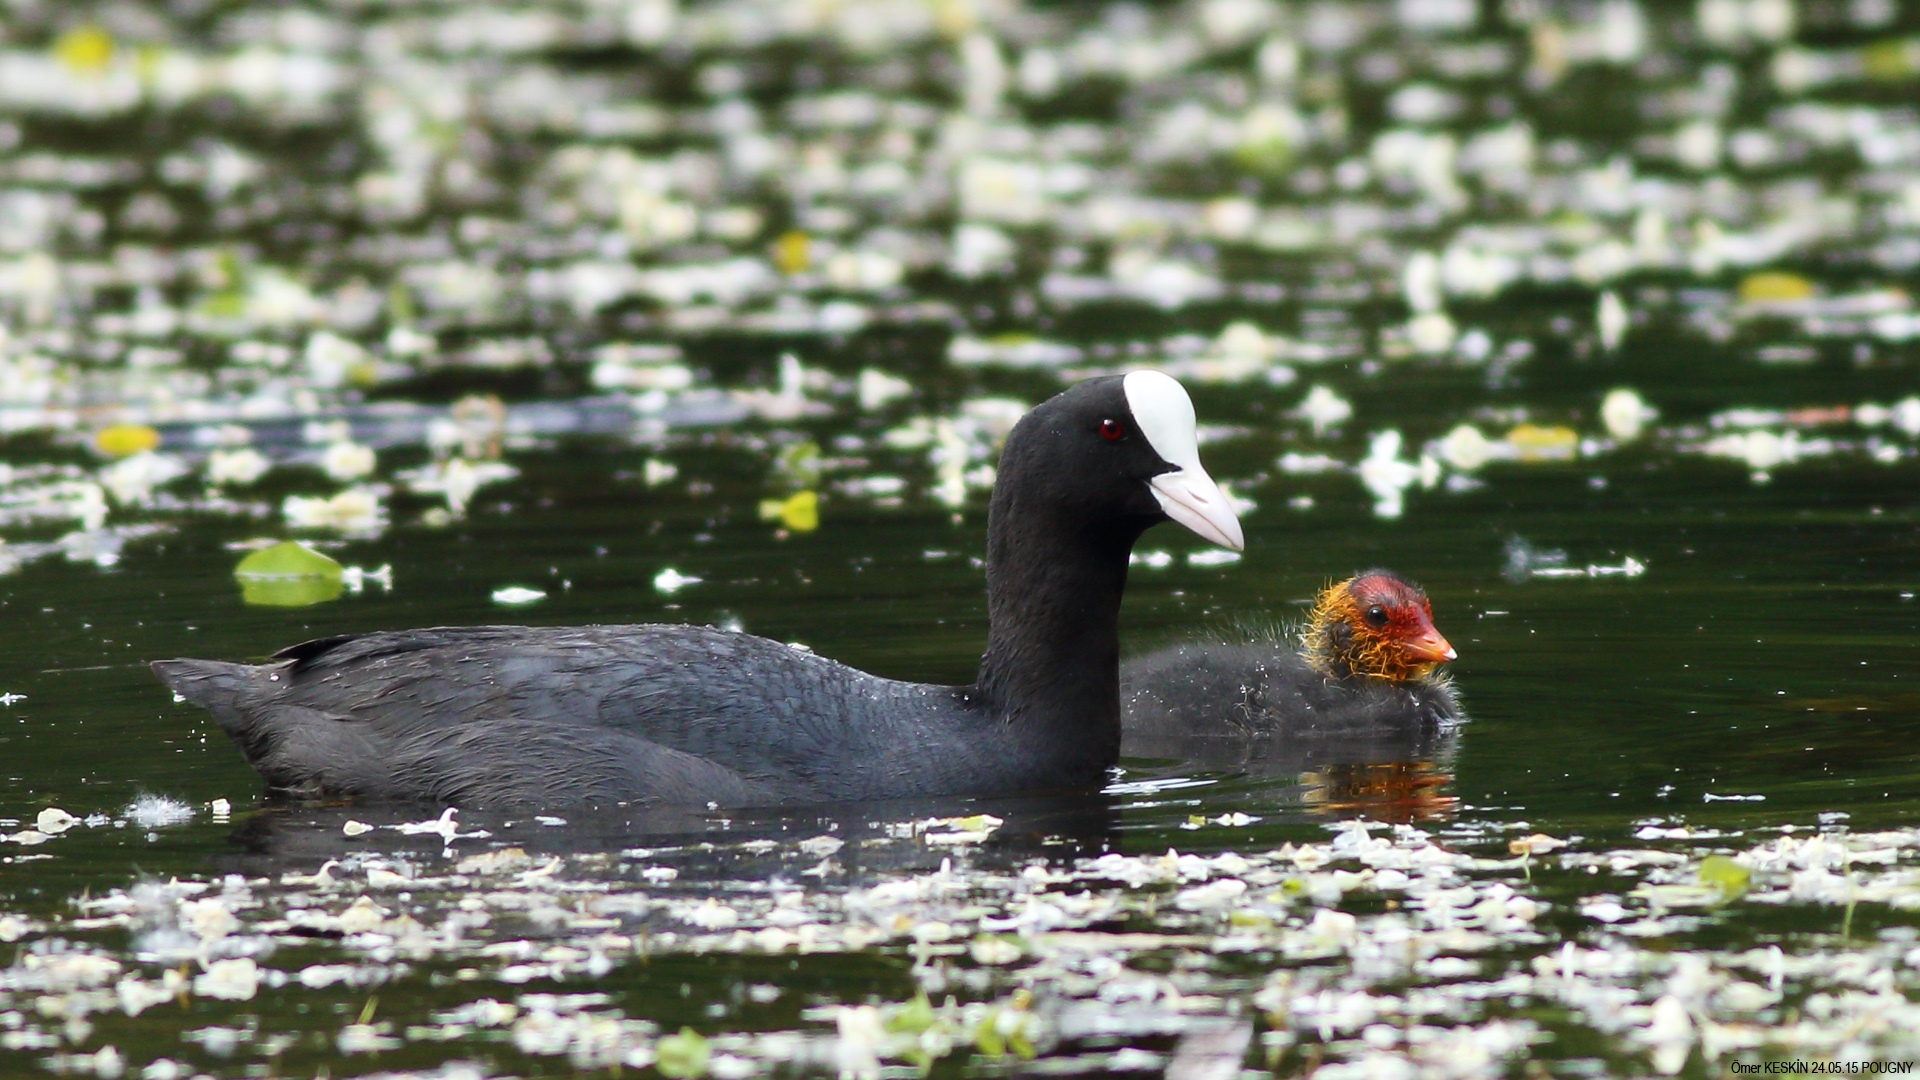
[[1121, 639, 1461, 744]]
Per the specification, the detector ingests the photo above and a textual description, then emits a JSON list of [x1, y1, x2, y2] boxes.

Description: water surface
[[0, 0, 1917, 1076]]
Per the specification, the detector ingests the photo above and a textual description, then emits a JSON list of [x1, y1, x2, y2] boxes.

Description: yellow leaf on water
[[1699, 855, 1751, 900], [773, 231, 811, 275], [1739, 271, 1815, 305], [758, 490, 819, 533], [1504, 424, 1578, 461], [54, 26, 114, 74], [94, 425, 161, 458]]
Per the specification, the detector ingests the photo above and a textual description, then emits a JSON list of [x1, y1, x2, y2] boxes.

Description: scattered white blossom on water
[[652, 568, 700, 594], [0, 0, 1915, 1074], [2, 808, 1918, 1075], [490, 586, 546, 607]]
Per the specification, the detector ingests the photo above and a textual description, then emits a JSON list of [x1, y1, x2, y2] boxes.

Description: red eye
[[1099, 418, 1124, 441]]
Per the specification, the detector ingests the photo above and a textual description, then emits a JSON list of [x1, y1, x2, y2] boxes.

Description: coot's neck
[[1304, 618, 1369, 682], [974, 486, 1145, 778]]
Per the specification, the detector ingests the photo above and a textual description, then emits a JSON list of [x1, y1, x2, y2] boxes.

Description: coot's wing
[[155, 624, 927, 806]]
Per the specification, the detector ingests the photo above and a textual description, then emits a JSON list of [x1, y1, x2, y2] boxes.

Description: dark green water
[[0, 0, 1917, 1076], [16, 421, 1915, 834]]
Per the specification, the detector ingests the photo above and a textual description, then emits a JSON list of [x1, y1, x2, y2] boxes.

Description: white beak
[[1148, 466, 1245, 551], [1122, 370, 1246, 552]]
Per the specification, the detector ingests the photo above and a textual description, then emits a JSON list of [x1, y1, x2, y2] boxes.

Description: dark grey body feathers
[[154, 624, 1100, 808], [1120, 640, 1462, 751]]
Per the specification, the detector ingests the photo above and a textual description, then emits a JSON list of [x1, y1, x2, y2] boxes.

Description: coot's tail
[[151, 659, 282, 769]]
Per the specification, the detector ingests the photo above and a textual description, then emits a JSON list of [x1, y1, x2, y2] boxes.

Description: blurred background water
[[0, 0, 1915, 1076]]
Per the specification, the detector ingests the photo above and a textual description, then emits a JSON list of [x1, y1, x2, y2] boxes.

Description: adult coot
[[1120, 569, 1460, 749], [155, 371, 1244, 808]]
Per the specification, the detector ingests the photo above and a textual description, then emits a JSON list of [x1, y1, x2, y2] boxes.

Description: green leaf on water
[[656, 1027, 710, 1079], [1232, 134, 1293, 178], [234, 541, 344, 607], [973, 1007, 1004, 1056], [774, 441, 822, 487], [885, 993, 936, 1035]]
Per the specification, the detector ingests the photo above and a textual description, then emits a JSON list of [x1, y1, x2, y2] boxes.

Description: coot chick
[[1120, 570, 1461, 750], [155, 371, 1244, 809]]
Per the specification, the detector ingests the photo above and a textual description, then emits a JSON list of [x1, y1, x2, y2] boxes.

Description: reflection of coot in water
[[154, 373, 1243, 809], [214, 790, 1122, 884], [1120, 570, 1462, 771]]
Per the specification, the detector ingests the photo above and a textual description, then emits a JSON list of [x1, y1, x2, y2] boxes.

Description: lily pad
[[233, 541, 344, 607]]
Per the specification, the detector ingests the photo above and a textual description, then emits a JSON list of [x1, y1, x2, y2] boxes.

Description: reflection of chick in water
[[1301, 760, 1458, 823], [1122, 570, 1463, 820]]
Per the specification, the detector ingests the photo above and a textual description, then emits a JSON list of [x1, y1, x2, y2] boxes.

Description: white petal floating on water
[[642, 459, 678, 486], [948, 223, 1016, 280], [207, 448, 271, 486], [653, 568, 700, 593], [1530, 556, 1647, 580], [856, 368, 912, 411], [956, 157, 1050, 226], [1359, 430, 1422, 519], [1185, 549, 1241, 568], [1601, 388, 1656, 441], [193, 958, 260, 1002], [1598, 290, 1629, 351], [100, 451, 188, 507], [1673, 119, 1722, 172], [1278, 451, 1344, 474], [320, 441, 375, 482], [339, 564, 392, 594], [304, 331, 369, 389], [283, 488, 387, 535], [1699, 429, 1834, 477], [1437, 424, 1499, 471], [118, 971, 186, 1017], [491, 586, 547, 606], [391, 808, 476, 843], [1406, 311, 1458, 355], [946, 335, 1082, 369], [399, 458, 518, 517], [35, 808, 75, 834], [1642, 994, 1694, 1075], [181, 897, 237, 940], [1292, 385, 1352, 437], [1891, 396, 1920, 437]]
